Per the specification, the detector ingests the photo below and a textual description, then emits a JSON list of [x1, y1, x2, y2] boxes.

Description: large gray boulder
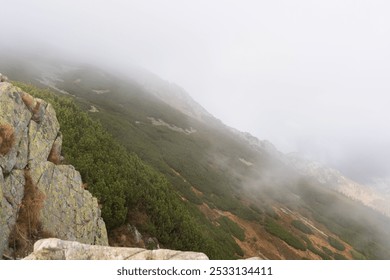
[[29, 162, 107, 245], [0, 83, 32, 173], [0, 81, 108, 258], [24, 238, 209, 260]]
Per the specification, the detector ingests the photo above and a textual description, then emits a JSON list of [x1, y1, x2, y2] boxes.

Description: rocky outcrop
[[24, 238, 209, 260], [0, 81, 108, 258]]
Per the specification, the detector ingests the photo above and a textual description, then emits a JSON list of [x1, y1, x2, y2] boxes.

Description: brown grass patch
[[108, 225, 145, 248], [8, 170, 53, 259], [0, 123, 15, 156], [47, 142, 61, 164], [21, 93, 35, 111], [21, 93, 41, 122], [191, 186, 204, 196], [127, 210, 149, 227]]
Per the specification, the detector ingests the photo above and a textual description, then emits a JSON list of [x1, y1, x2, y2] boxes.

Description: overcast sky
[[1, 0, 390, 184]]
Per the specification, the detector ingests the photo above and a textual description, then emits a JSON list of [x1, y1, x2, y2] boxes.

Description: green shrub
[[291, 220, 313, 235], [217, 216, 246, 241], [321, 246, 333, 257], [265, 219, 306, 251], [302, 236, 330, 260], [328, 236, 345, 251], [334, 253, 347, 260]]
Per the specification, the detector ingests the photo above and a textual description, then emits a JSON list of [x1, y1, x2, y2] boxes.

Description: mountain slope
[[12, 82, 244, 259], [2, 58, 390, 259]]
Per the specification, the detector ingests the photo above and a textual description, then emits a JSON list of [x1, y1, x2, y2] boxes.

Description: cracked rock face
[[0, 82, 108, 257], [24, 238, 209, 260]]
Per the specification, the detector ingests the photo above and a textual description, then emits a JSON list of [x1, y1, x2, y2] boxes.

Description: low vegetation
[[301, 236, 330, 260], [334, 253, 347, 260], [291, 220, 313, 235], [8, 171, 52, 258], [321, 246, 333, 257], [217, 216, 245, 241], [265, 218, 306, 251], [296, 180, 390, 259], [328, 236, 346, 251]]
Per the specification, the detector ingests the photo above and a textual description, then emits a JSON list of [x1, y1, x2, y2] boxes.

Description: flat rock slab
[[24, 238, 209, 260]]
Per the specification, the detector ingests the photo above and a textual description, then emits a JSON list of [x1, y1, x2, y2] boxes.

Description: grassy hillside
[[14, 82, 244, 259], [78, 75, 390, 260], [56, 67, 279, 222], [8, 62, 390, 260]]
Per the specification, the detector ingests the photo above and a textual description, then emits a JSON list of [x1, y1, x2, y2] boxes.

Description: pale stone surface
[[29, 162, 107, 245], [24, 239, 210, 260], [28, 102, 60, 167]]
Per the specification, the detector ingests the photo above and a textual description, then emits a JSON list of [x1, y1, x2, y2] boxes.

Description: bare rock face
[[0, 169, 25, 256], [0, 81, 108, 258], [0, 83, 31, 172], [24, 238, 209, 260]]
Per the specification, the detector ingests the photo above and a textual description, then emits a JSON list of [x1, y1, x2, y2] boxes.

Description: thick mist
[[1, 0, 390, 186]]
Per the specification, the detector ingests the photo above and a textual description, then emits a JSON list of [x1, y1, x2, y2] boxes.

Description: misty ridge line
[[1, 0, 389, 190], [1, 51, 390, 219]]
